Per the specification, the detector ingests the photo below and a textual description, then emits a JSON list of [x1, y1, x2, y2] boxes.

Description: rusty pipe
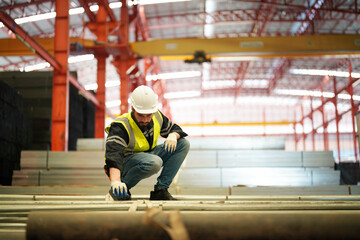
[[27, 210, 360, 240]]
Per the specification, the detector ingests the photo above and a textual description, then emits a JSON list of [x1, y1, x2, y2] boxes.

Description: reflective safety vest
[[105, 111, 163, 153]]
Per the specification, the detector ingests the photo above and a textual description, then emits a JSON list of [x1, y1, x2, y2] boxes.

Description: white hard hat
[[129, 85, 158, 114]]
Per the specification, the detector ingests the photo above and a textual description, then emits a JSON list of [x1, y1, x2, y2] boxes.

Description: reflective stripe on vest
[[105, 111, 163, 152]]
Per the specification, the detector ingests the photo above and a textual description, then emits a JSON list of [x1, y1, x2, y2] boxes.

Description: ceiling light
[[109, 2, 123, 8], [274, 89, 334, 98], [68, 54, 94, 63], [15, 12, 56, 25], [0, 1, 187, 28], [0, 5, 98, 28], [69, 7, 85, 15], [338, 94, 360, 101], [84, 83, 98, 90], [164, 91, 201, 99], [243, 80, 269, 88], [290, 69, 360, 78], [202, 80, 235, 89], [89, 5, 99, 11], [146, 71, 201, 81], [20, 62, 50, 72], [274, 89, 360, 101], [212, 56, 262, 62], [105, 80, 120, 88], [129, 0, 190, 6], [17, 54, 94, 72]]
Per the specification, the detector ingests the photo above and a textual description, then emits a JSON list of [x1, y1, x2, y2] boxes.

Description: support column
[[348, 59, 359, 162], [119, 59, 129, 114], [95, 56, 106, 138], [51, 0, 69, 151], [310, 97, 316, 151], [301, 104, 306, 151], [293, 108, 297, 151], [320, 86, 329, 150], [332, 76, 341, 162], [94, 5, 108, 138]]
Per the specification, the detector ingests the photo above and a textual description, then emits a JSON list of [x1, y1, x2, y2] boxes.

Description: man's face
[[133, 109, 153, 127]]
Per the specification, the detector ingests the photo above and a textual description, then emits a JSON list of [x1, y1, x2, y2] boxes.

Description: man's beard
[[139, 121, 150, 129]]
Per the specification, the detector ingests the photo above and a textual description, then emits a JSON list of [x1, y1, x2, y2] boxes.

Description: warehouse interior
[[1, 0, 360, 239]]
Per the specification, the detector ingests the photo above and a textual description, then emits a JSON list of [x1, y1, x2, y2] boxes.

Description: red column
[[332, 76, 341, 162], [293, 107, 298, 151], [310, 97, 316, 151], [118, 0, 130, 114], [119, 59, 129, 114], [301, 104, 306, 150], [348, 60, 359, 162], [95, 56, 106, 138], [94, 5, 108, 138], [320, 86, 329, 150], [51, 0, 69, 151]]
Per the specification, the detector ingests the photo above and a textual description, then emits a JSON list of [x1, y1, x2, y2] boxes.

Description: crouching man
[[104, 85, 190, 200]]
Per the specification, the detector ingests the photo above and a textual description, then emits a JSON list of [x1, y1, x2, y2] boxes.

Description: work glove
[[109, 181, 130, 200], [164, 132, 178, 154]]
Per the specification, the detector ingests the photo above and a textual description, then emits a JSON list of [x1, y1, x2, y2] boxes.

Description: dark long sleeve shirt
[[105, 111, 187, 172]]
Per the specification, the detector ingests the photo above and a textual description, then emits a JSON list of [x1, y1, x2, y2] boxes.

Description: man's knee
[[147, 156, 163, 174], [178, 138, 190, 152]]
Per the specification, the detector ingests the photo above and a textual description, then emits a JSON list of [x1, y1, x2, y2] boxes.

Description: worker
[[104, 85, 190, 200]]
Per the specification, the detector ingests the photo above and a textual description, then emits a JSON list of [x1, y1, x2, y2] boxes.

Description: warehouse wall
[[0, 71, 95, 151]]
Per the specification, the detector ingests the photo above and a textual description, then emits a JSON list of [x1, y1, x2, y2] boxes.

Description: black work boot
[[150, 189, 177, 200]]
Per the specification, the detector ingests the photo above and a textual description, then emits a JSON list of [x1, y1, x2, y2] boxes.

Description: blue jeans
[[121, 138, 190, 191]]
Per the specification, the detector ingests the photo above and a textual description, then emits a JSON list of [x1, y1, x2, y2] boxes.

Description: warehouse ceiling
[[0, 0, 359, 127]]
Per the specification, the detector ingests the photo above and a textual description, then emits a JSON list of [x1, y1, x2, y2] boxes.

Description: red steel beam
[[298, 77, 358, 124], [136, 5, 150, 41], [0, 10, 63, 71], [77, 0, 96, 22], [297, 72, 360, 160], [0, 0, 52, 11], [234, 62, 249, 100], [51, 0, 69, 151], [0, 10, 101, 108], [98, 0, 117, 23]]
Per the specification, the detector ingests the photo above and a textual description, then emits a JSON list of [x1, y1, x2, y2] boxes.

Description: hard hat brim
[[133, 106, 158, 114]]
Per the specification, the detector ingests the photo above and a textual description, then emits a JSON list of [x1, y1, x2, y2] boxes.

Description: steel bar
[[26, 211, 360, 240], [2, 200, 360, 212], [2, 194, 360, 201]]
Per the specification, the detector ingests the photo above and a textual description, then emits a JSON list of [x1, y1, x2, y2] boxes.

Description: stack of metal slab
[[13, 137, 339, 187], [179, 149, 338, 187], [76, 136, 286, 151]]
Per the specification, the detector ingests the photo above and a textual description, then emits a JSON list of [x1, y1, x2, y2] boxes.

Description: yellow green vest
[[105, 111, 163, 153]]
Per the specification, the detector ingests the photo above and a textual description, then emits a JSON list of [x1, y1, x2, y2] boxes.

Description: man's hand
[[164, 132, 178, 153], [109, 181, 130, 200]]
